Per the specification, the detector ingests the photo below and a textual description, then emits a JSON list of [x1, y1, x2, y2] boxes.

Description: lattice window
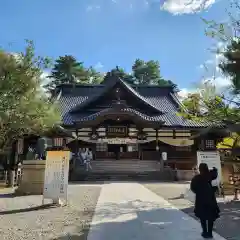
[[53, 138, 63, 146], [96, 143, 107, 151], [205, 140, 215, 149], [175, 146, 192, 151]]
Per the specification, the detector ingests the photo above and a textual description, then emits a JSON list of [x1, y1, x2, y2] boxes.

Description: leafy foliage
[[0, 40, 60, 152], [180, 81, 240, 124], [132, 59, 177, 89], [45, 55, 105, 91], [203, 0, 240, 95], [46, 55, 89, 90], [88, 66, 104, 84], [102, 66, 134, 84], [101, 60, 178, 90], [220, 39, 240, 94]]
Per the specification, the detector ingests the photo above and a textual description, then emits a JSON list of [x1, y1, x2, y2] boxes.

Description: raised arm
[[190, 175, 198, 194]]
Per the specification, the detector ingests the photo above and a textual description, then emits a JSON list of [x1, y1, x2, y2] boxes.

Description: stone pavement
[[0, 184, 101, 240], [87, 182, 226, 240]]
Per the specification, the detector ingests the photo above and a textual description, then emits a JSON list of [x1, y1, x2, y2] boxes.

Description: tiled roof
[[70, 77, 162, 113], [56, 82, 207, 128], [77, 107, 162, 122], [118, 79, 161, 112], [75, 107, 206, 127]]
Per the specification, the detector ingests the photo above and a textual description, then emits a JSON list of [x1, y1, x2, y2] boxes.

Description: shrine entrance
[[108, 144, 126, 160]]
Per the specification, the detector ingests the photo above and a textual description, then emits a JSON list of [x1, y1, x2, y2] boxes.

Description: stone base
[[176, 170, 195, 181], [16, 160, 46, 195]]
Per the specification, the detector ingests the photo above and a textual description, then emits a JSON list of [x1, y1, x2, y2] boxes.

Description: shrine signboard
[[107, 126, 128, 137]]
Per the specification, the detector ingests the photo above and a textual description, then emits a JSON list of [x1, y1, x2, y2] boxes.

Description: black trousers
[[200, 218, 214, 235]]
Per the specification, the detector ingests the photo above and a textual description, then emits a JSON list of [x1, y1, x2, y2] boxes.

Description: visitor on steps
[[190, 163, 220, 239], [85, 149, 92, 171], [80, 148, 87, 165]]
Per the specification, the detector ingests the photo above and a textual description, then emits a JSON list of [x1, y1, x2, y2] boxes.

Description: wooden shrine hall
[[54, 75, 226, 179]]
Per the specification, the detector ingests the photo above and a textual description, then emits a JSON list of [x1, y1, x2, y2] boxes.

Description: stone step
[[90, 160, 160, 173], [70, 169, 175, 182]]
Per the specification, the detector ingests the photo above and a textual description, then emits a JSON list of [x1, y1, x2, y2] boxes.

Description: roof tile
[[56, 83, 206, 128]]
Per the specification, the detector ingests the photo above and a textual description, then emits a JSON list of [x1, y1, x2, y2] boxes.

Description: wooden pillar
[[137, 127, 143, 160], [74, 128, 79, 166], [8, 141, 17, 187], [155, 129, 159, 152], [155, 128, 163, 170]]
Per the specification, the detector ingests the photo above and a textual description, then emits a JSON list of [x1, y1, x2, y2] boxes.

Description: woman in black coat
[[190, 163, 220, 239]]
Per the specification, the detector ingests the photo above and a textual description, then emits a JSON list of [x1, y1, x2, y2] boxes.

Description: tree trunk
[[6, 141, 17, 187]]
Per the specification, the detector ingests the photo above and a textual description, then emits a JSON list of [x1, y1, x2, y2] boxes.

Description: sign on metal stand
[[197, 151, 222, 183], [43, 150, 70, 206]]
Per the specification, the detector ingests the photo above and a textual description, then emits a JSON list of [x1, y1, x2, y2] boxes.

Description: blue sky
[[0, 0, 229, 92]]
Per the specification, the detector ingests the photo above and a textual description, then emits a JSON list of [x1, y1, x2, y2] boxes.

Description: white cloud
[[161, 0, 216, 15], [204, 76, 231, 89], [86, 5, 101, 12], [94, 62, 104, 69], [198, 41, 227, 75], [40, 71, 51, 88], [177, 88, 192, 99], [178, 76, 231, 101]]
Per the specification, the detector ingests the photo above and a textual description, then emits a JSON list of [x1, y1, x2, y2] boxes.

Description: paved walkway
[[87, 182, 227, 240]]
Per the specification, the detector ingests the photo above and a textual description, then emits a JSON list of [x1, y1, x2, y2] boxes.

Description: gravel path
[[0, 184, 102, 240], [143, 182, 240, 240]]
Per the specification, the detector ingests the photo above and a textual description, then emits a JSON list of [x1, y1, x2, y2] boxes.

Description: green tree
[[203, 0, 240, 95], [102, 66, 135, 84], [46, 55, 89, 91], [181, 93, 202, 118], [219, 40, 240, 94], [0, 40, 60, 157], [132, 58, 178, 89], [180, 81, 240, 123], [87, 66, 104, 84], [132, 59, 160, 85]]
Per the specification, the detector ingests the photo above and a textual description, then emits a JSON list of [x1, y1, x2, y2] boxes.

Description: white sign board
[[43, 151, 70, 204], [197, 151, 222, 184]]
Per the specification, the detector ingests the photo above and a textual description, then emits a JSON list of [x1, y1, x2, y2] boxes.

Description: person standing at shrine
[[190, 163, 220, 239], [85, 148, 93, 171], [80, 148, 87, 164]]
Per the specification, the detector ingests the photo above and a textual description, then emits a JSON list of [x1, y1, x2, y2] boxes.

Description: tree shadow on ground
[[0, 193, 15, 198], [0, 203, 56, 215], [53, 200, 221, 240], [182, 201, 240, 240], [54, 199, 240, 240]]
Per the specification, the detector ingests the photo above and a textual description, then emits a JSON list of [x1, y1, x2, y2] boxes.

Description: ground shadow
[[53, 200, 210, 240], [0, 193, 15, 198], [182, 201, 240, 240], [69, 181, 105, 185], [0, 203, 56, 215], [54, 199, 240, 240]]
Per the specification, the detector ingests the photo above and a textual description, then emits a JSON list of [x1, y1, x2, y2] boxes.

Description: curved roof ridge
[[118, 78, 162, 112], [70, 77, 162, 113], [76, 107, 164, 123]]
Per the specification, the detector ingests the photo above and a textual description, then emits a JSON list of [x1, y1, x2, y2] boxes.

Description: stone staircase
[[91, 160, 160, 173], [70, 160, 175, 182]]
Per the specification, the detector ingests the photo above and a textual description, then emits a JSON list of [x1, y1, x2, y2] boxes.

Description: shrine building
[[53, 76, 226, 179]]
